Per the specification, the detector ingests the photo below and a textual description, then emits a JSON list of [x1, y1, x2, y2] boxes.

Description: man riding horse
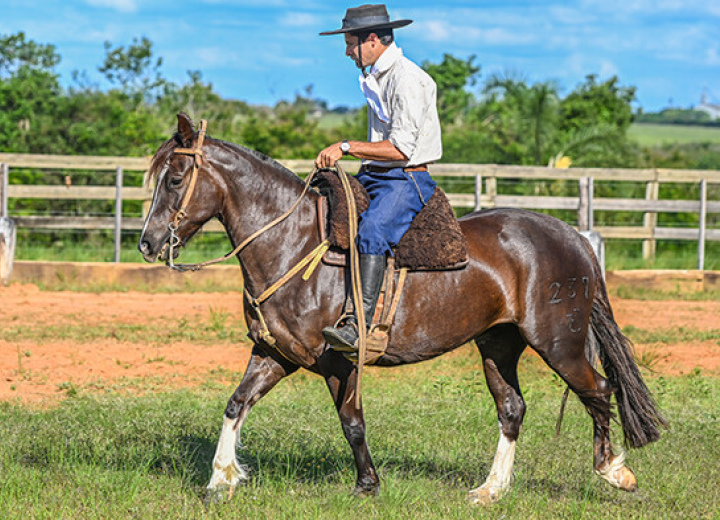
[[316, 4, 442, 355]]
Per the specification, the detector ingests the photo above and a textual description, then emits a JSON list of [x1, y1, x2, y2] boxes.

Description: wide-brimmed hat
[[319, 4, 412, 36]]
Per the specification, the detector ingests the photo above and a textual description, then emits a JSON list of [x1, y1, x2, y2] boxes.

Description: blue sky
[[2, 0, 719, 112]]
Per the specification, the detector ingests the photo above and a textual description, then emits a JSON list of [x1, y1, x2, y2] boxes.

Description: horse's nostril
[[139, 241, 151, 255]]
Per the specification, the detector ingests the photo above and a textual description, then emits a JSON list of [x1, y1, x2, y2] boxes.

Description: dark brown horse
[[138, 114, 664, 505]]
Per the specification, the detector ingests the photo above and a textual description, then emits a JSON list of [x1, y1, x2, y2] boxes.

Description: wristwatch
[[340, 140, 351, 156]]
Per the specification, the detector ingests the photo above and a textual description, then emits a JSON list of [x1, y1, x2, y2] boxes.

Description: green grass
[[611, 285, 720, 301], [603, 239, 720, 271], [1, 350, 719, 519], [622, 325, 720, 345], [629, 123, 720, 146]]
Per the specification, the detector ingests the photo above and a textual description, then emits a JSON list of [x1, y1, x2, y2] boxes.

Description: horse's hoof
[[352, 484, 380, 498], [597, 465, 638, 492], [595, 453, 638, 492], [467, 485, 504, 506]]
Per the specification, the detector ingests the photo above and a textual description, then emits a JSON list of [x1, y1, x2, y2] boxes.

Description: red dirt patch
[[1, 284, 718, 404], [611, 299, 720, 332]]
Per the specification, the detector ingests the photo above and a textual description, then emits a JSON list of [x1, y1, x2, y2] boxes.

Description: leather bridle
[[165, 119, 207, 267]]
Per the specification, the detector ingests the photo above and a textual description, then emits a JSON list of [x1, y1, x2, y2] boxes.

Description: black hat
[[319, 4, 412, 36]]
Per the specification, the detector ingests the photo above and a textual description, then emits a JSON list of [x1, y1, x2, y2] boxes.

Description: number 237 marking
[[549, 277, 590, 304]]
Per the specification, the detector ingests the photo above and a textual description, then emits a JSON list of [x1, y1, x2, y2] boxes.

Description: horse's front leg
[[207, 344, 298, 501], [319, 350, 380, 496]]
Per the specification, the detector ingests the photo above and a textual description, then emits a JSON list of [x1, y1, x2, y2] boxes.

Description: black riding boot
[[322, 254, 386, 353]]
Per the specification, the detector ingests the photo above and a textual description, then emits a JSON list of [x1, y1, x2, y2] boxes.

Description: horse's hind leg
[[319, 350, 379, 497], [207, 344, 298, 501], [469, 324, 527, 505], [530, 328, 638, 492]]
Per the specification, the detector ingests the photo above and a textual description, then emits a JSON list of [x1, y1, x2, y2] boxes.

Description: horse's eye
[[169, 176, 183, 188]]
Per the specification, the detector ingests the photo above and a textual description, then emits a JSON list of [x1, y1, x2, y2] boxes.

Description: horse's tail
[[586, 255, 667, 448]]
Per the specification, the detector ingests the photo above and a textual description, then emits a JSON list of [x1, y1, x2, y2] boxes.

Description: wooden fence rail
[[1, 154, 719, 269]]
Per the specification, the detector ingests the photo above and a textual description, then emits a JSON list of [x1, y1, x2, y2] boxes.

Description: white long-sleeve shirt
[[360, 43, 442, 168]]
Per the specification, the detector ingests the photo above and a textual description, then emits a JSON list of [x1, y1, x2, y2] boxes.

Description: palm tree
[[480, 73, 638, 168], [483, 73, 560, 165]]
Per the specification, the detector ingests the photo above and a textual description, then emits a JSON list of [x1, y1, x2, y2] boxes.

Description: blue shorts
[[355, 168, 436, 256]]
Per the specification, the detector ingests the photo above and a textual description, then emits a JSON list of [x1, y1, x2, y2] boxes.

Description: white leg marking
[[595, 450, 638, 492], [207, 415, 249, 495], [469, 424, 517, 505]]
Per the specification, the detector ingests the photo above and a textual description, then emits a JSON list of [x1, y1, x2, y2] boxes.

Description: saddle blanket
[[313, 169, 468, 271]]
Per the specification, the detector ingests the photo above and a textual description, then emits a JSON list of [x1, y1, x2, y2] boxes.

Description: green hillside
[[629, 123, 720, 146]]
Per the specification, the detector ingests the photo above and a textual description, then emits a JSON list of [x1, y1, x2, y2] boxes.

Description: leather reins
[[161, 121, 332, 358], [160, 125, 367, 404], [164, 120, 324, 274]]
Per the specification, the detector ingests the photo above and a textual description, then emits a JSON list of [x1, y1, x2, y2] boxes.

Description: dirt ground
[[1, 283, 719, 405]]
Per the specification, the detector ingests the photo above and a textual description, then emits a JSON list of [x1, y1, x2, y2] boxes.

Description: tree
[[560, 75, 636, 133], [0, 32, 64, 153], [555, 75, 638, 167], [0, 32, 60, 76], [98, 37, 165, 102], [423, 54, 480, 125], [480, 74, 561, 165], [442, 72, 640, 168], [158, 70, 251, 142]]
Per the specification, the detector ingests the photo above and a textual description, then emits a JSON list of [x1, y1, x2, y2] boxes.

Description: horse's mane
[[144, 132, 303, 188], [144, 133, 182, 188]]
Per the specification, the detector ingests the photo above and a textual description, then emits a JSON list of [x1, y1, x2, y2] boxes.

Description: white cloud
[[580, 0, 720, 18], [599, 59, 619, 78], [706, 46, 720, 66], [423, 21, 450, 42], [480, 27, 536, 46], [85, 0, 137, 13], [413, 18, 535, 46], [279, 12, 322, 28], [546, 6, 597, 25], [564, 53, 588, 77], [192, 47, 234, 69]]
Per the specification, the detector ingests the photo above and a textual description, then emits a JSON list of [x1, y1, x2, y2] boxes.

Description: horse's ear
[[177, 112, 195, 147]]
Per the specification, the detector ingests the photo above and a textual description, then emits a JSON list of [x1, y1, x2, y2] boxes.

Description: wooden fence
[[1, 153, 719, 269]]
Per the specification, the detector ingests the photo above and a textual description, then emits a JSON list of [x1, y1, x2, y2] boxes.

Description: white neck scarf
[[358, 43, 403, 123]]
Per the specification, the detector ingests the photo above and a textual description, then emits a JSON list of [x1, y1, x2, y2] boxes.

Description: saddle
[[312, 169, 469, 271]]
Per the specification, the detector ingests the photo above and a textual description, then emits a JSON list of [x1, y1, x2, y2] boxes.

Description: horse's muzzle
[[138, 240, 159, 263]]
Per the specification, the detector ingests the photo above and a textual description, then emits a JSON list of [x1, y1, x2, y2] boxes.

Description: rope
[[169, 166, 321, 272], [335, 162, 367, 409], [250, 240, 330, 307]]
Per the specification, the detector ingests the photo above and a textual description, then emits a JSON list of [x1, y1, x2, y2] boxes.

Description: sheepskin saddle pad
[[312, 169, 468, 271]]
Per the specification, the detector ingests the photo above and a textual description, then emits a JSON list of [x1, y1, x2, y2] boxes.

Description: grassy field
[[1, 346, 718, 519], [628, 123, 720, 146]]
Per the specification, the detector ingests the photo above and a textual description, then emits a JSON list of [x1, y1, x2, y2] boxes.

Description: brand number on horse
[[548, 276, 590, 304]]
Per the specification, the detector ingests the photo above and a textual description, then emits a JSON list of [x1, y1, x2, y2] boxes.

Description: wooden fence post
[[588, 177, 594, 230], [0, 163, 17, 285], [578, 177, 589, 231], [642, 177, 659, 261], [485, 177, 497, 208], [474, 174, 483, 211], [114, 166, 123, 263], [1, 163, 7, 218], [698, 179, 707, 271]]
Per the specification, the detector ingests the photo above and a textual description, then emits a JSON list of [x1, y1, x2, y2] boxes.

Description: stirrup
[[322, 320, 359, 353]]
